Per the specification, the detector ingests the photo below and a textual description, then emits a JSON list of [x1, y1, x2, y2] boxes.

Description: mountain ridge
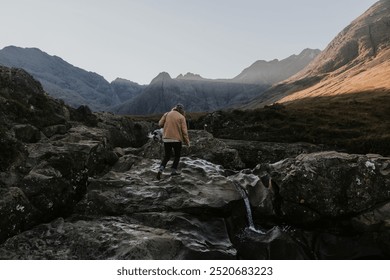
[[244, 0, 390, 108], [112, 48, 320, 115], [233, 48, 321, 85], [0, 46, 144, 111], [0, 45, 320, 114]]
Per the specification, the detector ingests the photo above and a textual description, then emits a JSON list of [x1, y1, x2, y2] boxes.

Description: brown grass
[[194, 90, 390, 156]]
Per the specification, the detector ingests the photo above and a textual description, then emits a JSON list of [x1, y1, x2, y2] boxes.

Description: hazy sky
[[0, 0, 378, 84]]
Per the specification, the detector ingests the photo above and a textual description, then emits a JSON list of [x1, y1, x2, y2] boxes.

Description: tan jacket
[[159, 109, 190, 146]]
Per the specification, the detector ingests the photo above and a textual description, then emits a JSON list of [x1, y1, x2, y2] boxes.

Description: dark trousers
[[161, 142, 182, 170]]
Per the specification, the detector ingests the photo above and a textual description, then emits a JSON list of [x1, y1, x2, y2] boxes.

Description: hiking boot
[[171, 170, 181, 176], [156, 166, 165, 180]]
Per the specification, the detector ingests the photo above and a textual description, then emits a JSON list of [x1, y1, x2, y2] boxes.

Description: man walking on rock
[[157, 103, 190, 180]]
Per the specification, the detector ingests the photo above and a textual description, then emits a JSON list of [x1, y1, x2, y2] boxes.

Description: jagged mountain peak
[[233, 48, 321, 85], [176, 72, 205, 81], [298, 48, 322, 58], [111, 77, 141, 86], [150, 72, 172, 84]]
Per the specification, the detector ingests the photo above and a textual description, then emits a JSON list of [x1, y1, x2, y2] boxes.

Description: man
[[157, 103, 190, 180]]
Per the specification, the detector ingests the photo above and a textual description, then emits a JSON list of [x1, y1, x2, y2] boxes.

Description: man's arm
[[181, 118, 190, 146], [158, 113, 168, 127]]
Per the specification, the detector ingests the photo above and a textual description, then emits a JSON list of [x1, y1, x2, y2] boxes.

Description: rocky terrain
[[1, 65, 390, 259]]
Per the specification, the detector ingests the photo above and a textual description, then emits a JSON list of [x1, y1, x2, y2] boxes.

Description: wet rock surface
[[2, 141, 389, 259]]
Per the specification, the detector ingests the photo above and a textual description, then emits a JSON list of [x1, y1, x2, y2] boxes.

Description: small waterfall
[[233, 180, 265, 234]]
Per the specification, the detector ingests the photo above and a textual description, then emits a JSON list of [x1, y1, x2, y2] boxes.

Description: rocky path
[[1, 127, 390, 259]]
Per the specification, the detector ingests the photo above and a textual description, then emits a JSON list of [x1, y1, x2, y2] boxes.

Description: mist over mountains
[[0, 46, 319, 114]]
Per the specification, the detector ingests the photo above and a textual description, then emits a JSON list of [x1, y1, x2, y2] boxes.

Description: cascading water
[[232, 180, 265, 234]]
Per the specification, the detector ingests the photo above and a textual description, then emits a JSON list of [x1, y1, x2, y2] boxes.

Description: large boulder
[[0, 214, 236, 260], [0, 156, 242, 260], [75, 156, 241, 217], [0, 123, 121, 244], [96, 112, 153, 148], [256, 151, 390, 224], [13, 124, 41, 143]]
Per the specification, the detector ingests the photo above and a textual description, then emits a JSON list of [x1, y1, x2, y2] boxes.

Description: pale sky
[[0, 0, 379, 84]]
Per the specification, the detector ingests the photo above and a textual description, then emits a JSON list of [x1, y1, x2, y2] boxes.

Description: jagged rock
[[13, 124, 41, 143], [0, 217, 182, 260], [0, 66, 70, 130], [231, 170, 275, 217], [128, 212, 236, 259], [0, 123, 121, 243], [257, 151, 390, 224], [1, 156, 241, 259], [0, 215, 236, 260], [351, 202, 390, 231], [222, 139, 324, 167], [41, 124, 69, 138], [96, 112, 153, 148], [187, 131, 244, 170], [75, 157, 241, 217], [0, 187, 41, 242], [70, 105, 98, 126]]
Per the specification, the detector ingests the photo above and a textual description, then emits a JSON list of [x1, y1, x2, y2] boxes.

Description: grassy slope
[[196, 90, 390, 156]]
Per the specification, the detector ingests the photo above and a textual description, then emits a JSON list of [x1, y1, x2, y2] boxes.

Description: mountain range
[[0, 46, 145, 111], [2, 1, 387, 115], [244, 0, 390, 108], [0, 46, 319, 114]]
